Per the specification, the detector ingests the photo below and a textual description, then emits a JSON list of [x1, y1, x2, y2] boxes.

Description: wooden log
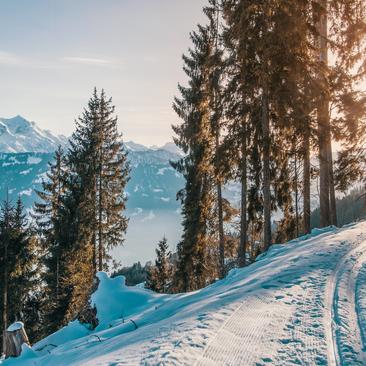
[[4, 322, 30, 358]]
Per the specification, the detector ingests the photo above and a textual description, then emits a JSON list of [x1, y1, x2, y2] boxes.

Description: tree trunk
[[56, 254, 59, 301], [215, 123, 225, 278], [328, 139, 338, 226], [92, 174, 97, 274], [98, 146, 104, 272], [92, 232, 97, 275], [217, 180, 225, 278], [213, 6, 225, 279], [98, 177, 103, 272], [2, 234, 8, 355], [303, 124, 311, 234], [262, 87, 271, 251], [238, 123, 248, 267], [294, 151, 299, 238], [4, 322, 30, 358], [317, 0, 331, 228]]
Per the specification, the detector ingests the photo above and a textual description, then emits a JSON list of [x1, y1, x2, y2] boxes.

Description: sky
[[0, 0, 207, 146]]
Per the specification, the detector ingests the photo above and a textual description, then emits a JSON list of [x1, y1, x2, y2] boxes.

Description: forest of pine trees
[[1, 0, 366, 356], [172, 0, 366, 292]]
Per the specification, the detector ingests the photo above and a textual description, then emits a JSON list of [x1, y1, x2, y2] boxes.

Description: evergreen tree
[[223, 0, 312, 252], [34, 89, 130, 332], [33, 147, 70, 332], [204, 0, 227, 279], [146, 237, 172, 293], [0, 198, 11, 354], [0, 197, 39, 354], [310, 0, 366, 227], [69, 88, 130, 272], [172, 22, 217, 291]]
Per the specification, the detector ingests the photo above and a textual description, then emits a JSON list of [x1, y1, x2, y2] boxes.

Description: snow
[[19, 168, 32, 175], [157, 167, 174, 176], [0, 116, 67, 153], [19, 189, 32, 197], [27, 157, 42, 165], [7, 322, 24, 332], [32, 172, 48, 184], [3, 345, 37, 365], [4, 221, 366, 365], [91, 272, 161, 331], [34, 321, 91, 355]]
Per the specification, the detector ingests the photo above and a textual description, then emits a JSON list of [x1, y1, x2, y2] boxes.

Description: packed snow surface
[[4, 222, 366, 365]]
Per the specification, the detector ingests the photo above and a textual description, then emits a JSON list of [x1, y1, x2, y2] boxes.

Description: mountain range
[[0, 116, 186, 264], [0, 115, 68, 153], [0, 116, 184, 210]]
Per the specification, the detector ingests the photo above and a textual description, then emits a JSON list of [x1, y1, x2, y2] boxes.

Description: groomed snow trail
[[5, 222, 366, 366], [195, 294, 290, 365], [326, 236, 366, 365]]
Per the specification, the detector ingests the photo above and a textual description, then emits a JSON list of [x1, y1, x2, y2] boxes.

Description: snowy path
[[195, 294, 290, 365], [4, 222, 366, 366], [326, 238, 366, 365]]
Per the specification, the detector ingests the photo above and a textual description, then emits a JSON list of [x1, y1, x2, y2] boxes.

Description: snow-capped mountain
[[0, 115, 68, 153], [150, 141, 183, 155]]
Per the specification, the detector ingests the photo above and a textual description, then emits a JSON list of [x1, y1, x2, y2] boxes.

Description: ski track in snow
[[327, 234, 366, 365], [5, 223, 366, 366]]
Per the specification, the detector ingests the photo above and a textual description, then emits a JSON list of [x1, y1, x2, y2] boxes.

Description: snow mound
[[7, 322, 24, 332], [91, 272, 159, 330], [33, 321, 90, 354], [3, 345, 37, 365]]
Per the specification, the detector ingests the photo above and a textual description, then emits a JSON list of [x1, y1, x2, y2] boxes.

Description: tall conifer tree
[[172, 23, 217, 291], [69, 89, 130, 271]]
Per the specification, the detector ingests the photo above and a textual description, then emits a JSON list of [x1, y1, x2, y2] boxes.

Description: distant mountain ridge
[[0, 115, 68, 153], [0, 116, 181, 156]]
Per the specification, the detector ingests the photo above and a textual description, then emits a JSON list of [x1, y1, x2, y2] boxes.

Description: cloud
[[63, 56, 113, 66], [0, 51, 24, 66]]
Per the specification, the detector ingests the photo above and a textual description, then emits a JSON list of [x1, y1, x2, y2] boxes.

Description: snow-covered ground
[[4, 222, 366, 365]]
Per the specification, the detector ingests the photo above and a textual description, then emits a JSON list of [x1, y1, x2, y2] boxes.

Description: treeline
[[171, 0, 366, 292], [0, 199, 40, 353], [311, 187, 366, 228], [0, 89, 130, 353]]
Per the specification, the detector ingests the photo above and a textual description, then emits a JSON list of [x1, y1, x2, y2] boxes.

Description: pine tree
[[310, 0, 366, 227], [146, 237, 172, 293], [69, 89, 130, 272], [34, 89, 130, 333], [204, 0, 227, 279], [172, 23, 217, 292], [223, 0, 312, 252], [8, 199, 39, 324], [0, 198, 11, 354], [0, 197, 39, 354], [33, 147, 70, 331]]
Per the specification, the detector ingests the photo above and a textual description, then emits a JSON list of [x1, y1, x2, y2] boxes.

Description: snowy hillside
[[4, 221, 366, 365], [0, 116, 68, 153]]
